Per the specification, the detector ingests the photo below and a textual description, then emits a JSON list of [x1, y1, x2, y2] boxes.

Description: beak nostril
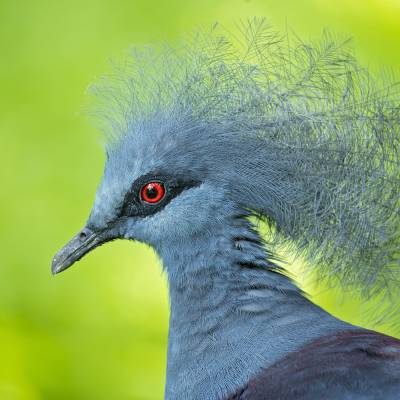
[[78, 227, 95, 241], [79, 230, 88, 240]]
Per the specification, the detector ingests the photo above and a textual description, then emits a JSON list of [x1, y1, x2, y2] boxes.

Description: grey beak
[[51, 226, 105, 275]]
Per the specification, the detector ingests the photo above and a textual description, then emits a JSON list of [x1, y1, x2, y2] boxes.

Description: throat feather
[[161, 216, 349, 400]]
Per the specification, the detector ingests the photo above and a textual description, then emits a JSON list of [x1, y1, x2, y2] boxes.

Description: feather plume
[[90, 18, 400, 322]]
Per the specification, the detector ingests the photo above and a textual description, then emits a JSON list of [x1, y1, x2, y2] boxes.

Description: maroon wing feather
[[226, 330, 400, 400]]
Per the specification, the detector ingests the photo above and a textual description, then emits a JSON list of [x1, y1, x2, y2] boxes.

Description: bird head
[[52, 20, 399, 314], [51, 115, 239, 274]]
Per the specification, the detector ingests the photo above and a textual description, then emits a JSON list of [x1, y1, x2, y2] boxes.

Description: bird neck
[[158, 216, 350, 400]]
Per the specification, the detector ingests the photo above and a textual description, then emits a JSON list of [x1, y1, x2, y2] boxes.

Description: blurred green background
[[0, 0, 399, 399]]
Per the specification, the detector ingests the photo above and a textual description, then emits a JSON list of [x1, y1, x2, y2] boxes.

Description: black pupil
[[146, 184, 159, 199]]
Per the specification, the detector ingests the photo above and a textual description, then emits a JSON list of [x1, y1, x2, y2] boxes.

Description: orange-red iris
[[140, 182, 165, 203]]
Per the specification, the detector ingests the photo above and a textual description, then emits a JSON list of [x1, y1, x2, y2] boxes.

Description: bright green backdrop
[[1, 1, 399, 399]]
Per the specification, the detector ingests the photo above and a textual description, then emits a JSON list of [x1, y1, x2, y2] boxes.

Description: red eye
[[140, 182, 165, 203]]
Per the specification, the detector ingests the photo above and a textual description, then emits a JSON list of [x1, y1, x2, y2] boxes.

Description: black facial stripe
[[120, 172, 200, 218]]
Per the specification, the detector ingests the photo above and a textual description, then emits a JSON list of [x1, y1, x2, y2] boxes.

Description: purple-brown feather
[[227, 330, 400, 400]]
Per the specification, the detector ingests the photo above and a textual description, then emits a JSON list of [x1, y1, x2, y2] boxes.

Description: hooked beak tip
[[51, 256, 67, 275]]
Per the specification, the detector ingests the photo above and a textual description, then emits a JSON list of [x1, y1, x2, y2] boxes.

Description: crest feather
[[91, 18, 400, 323]]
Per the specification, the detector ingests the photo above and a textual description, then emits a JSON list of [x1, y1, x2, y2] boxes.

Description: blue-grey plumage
[[52, 19, 400, 400]]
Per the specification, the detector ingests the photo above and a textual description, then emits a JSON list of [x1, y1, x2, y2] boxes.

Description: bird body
[[52, 20, 400, 399], [158, 213, 400, 399], [163, 216, 351, 399]]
